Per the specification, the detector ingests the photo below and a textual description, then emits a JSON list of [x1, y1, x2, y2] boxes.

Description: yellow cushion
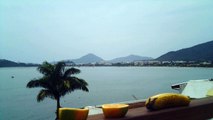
[[59, 108, 89, 120], [102, 104, 129, 118], [206, 89, 213, 96]]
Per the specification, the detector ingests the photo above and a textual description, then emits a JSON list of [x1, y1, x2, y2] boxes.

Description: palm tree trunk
[[55, 97, 61, 120]]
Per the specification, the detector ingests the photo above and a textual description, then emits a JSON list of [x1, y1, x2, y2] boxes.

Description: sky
[[1, 0, 213, 63]]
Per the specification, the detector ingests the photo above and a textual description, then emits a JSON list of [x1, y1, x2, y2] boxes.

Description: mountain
[[157, 40, 213, 61], [0, 59, 19, 67], [0, 59, 39, 67], [71, 53, 104, 64], [109, 55, 153, 63], [67, 54, 152, 64]]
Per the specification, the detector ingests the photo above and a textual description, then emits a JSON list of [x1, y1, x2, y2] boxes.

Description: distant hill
[[66, 54, 152, 64], [0, 59, 19, 67], [71, 53, 104, 64], [157, 40, 213, 61], [109, 55, 153, 63], [0, 59, 39, 67]]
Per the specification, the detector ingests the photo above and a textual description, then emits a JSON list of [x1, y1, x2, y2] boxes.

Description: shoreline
[[1, 65, 213, 68]]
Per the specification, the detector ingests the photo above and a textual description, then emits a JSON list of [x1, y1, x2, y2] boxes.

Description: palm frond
[[63, 80, 71, 89], [37, 89, 55, 102], [26, 79, 46, 88], [37, 61, 54, 76], [26, 76, 52, 89], [63, 67, 80, 78], [59, 77, 89, 96], [69, 77, 88, 91], [53, 62, 65, 78]]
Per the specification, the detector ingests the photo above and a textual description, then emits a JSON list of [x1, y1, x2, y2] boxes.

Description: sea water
[[0, 67, 212, 120]]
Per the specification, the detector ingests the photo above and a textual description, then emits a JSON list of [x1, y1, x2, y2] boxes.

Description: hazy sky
[[1, 0, 213, 63]]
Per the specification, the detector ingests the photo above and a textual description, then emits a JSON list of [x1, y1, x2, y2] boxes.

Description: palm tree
[[26, 61, 89, 120]]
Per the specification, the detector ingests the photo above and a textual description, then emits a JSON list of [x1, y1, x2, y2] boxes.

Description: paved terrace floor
[[88, 97, 213, 120]]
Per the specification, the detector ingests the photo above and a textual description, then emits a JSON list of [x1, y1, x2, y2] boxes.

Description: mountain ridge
[[156, 40, 213, 61], [0, 54, 153, 66], [0, 59, 39, 67], [71, 53, 104, 64], [67, 53, 152, 64], [109, 54, 153, 63], [1, 40, 213, 67]]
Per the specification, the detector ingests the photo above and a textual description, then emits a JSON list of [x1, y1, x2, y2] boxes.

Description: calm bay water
[[0, 67, 212, 120]]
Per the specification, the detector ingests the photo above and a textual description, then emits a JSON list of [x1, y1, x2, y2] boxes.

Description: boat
[[171, 78, 213, 98]]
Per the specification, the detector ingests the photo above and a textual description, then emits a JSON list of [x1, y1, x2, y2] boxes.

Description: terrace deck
[[88, 97, 213, 120]]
